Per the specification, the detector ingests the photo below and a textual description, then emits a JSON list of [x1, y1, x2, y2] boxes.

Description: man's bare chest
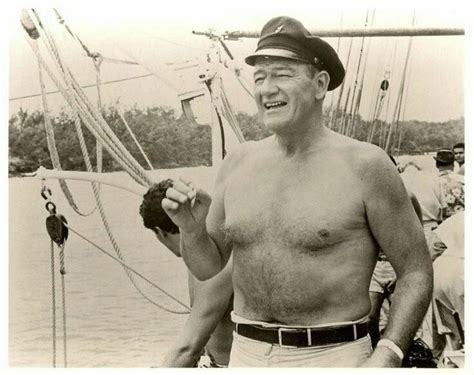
[[223, 160, 366, 249]]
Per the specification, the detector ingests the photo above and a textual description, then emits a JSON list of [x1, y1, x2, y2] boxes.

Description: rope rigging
[[395, 50, 415, 155], [40, 186, 190, 367], [23, 7, 253, 320], [42, 186, 69, 367], [49, 236, 57, 368], [10, 74, 154, 102], [115, 103, 155, 170], [365, 31, 390, 141], [326, 11, 344, 129], [343, 10, 370, 137], [379, 38, 399, 148], [38, 57, 95, 216], [41, 186, 190, 313], [23, 9, 191, 318], [25, 11, 153, 186], [385, 11, 416, 153], [333, 36, 354, 133], [348, 9, 376, 138]]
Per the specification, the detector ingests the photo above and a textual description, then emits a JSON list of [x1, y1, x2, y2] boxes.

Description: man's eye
[[254, 77, 264, 84]]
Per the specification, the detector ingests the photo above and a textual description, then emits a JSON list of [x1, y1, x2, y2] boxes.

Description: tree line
[[8, 106, 464, 176]]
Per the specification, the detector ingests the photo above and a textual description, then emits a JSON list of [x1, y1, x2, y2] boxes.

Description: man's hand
[[360, 346, 402, 368], [160, 346, 201, 368], [386, 277, 397, 294], [139, 179, 179, 234], [162, 177, 212, 234]]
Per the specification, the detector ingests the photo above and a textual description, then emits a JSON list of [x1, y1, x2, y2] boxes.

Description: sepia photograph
[[6, 2, 469, 370]]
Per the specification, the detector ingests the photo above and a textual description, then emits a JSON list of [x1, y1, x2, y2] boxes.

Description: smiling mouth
[[264, 101, 287, 110]]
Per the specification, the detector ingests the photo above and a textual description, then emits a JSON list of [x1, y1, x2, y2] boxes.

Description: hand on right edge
[[162, 176, 212, 234]]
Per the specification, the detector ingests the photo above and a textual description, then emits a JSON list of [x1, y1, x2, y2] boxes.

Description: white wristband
[[377, 339, 404, 360]]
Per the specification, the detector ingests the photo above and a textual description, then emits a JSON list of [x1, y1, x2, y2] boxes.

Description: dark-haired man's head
[[453, 142, 464, 167], [434, 149, 455, 172]]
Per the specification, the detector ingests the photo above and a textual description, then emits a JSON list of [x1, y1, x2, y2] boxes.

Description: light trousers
[[229, 332, 372, 367]]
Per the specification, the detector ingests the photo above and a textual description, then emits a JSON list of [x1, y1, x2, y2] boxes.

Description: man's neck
[[273, 111, 326, 156]]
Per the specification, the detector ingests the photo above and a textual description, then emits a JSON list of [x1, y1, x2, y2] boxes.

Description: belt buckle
[[277, 327, 311, 347], [353, 324, 358, 340]]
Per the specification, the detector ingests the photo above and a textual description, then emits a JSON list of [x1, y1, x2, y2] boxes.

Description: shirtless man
[[140, 180, 233, 367], [162, 16, 433, 367]]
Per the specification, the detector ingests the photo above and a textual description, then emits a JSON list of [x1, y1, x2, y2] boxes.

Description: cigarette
[[190, 188, 196, 207]]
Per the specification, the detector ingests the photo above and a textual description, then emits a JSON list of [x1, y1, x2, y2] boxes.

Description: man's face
[[453, 147, 464, 165], [253, 57, 319, 133]]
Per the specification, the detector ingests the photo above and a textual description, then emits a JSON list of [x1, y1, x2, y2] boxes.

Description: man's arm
[[162, 177, 229, 280], [163, 144, 248, 280], [438, 179, 448, 222], [161, 262, 233, 367], [362, 148, 433, 367], [408, 192, 423, 224]]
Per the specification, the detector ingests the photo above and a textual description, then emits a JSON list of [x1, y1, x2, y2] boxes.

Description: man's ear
[[314, 70, 330, 100]]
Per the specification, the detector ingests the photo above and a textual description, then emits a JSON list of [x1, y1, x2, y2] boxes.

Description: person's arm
[[162, 144, 248, 280], [408, 191, 423, 224], [428, 232, 447, 262], [438, 179, 448, 222], [361, 149, 433, 367], [161, 262, 233, 367]]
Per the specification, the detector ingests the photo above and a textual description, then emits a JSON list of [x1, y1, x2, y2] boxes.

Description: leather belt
[[233, 322, 368, 347]]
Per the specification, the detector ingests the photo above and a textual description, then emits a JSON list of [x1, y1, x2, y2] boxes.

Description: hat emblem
[[274, 24, 283, 33]]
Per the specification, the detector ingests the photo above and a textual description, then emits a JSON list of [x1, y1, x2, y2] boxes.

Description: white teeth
[[265, 101, 286, 109]]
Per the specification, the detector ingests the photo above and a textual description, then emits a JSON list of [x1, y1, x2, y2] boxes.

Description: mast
[[218, 26, 464, 39]]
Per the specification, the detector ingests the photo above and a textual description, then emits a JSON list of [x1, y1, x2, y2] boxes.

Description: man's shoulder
[[331, 136, 402, 194], [349, 139, 386, 163], [215, 138, 270, 183], [329, 133, 387, 169], [224, 139, 265, 163]]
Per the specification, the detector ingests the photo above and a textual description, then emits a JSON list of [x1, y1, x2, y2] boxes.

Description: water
[[9, 166, 216, 367], [9, 156, 436, 367]]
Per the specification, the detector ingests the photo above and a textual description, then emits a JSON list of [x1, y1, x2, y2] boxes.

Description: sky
[[7, 4, 467, 123]]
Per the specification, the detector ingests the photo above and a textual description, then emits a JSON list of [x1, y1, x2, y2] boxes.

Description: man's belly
[[232, 241, 377, 326]]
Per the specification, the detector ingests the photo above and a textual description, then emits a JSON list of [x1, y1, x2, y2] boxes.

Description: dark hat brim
[[245, 48, 312, 66], [244, 39, 345, 91], [433, 156, 455, 163]]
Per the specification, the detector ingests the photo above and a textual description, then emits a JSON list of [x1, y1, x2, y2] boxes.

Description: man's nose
[[257, 78, 279, 96]]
